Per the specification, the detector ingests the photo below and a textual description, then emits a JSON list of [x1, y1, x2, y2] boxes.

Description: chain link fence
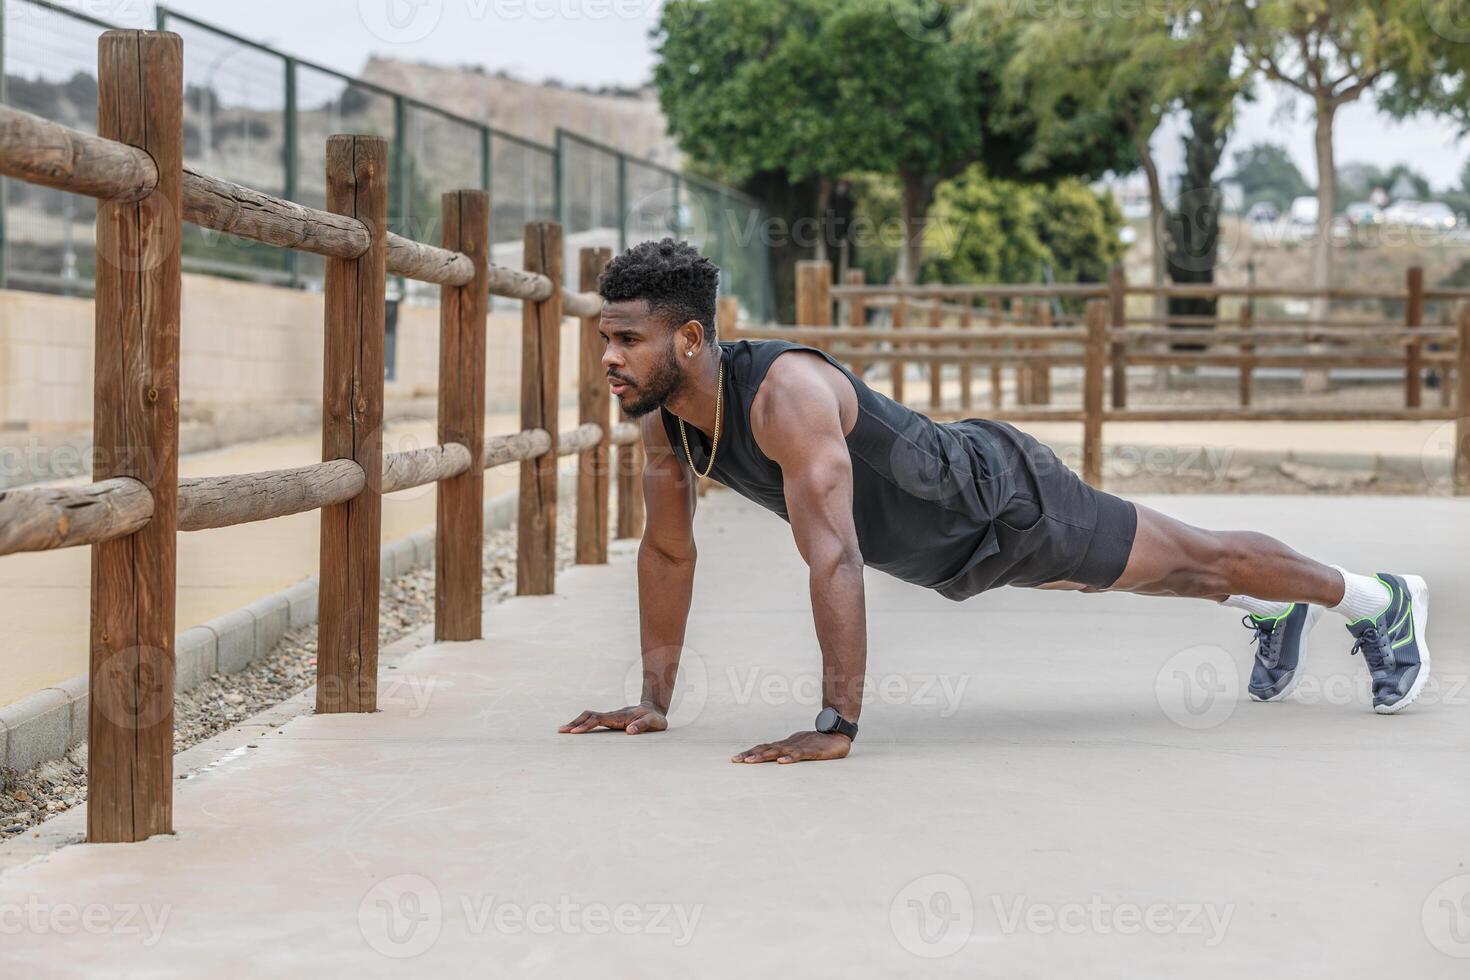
[[0, 0, 773, 321]]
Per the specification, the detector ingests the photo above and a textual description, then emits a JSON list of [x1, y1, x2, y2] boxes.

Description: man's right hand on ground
[[558, 702, 668, 735]]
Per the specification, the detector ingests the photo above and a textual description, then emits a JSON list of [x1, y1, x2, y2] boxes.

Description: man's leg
[[1039, 501, 1431, 713]]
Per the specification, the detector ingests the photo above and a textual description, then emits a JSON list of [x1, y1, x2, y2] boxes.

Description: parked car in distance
[[1246, 202, 1280, 224], [1411, 201, 1458, 230], [1383, 199, 1427, 227], [1288, 195, 1318, 226]]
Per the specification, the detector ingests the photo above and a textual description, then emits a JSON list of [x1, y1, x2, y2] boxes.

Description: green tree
[[985, 2, 1239, 307], [1231, 143, 1312, 211], [654, 0, 1133, 316], [911, 167, 1123, 285], [1229, 0, 1448, 307]]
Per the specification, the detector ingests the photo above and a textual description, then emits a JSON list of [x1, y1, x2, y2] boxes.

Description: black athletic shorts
[[931, 419, 1138, 601]]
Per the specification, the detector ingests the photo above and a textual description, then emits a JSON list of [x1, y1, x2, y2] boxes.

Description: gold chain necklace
[[678, 360, 724, 479]]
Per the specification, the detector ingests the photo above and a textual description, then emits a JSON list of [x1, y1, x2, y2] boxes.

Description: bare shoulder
[[750, 349, 858, 461]]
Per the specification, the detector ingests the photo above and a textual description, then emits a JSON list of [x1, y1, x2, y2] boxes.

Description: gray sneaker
[[1246, 602, 1323, 702], [1345, 573, 1431, 714]]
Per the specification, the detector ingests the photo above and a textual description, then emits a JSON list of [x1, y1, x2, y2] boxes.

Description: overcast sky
[[91, 0, 1470, 190]]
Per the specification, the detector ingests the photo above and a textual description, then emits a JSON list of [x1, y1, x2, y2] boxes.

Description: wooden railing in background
[[0, 30, 642, 842], [792, 260, 1470, 494]]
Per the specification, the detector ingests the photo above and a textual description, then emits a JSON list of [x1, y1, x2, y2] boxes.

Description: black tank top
[[659, 339, 1020, 593]]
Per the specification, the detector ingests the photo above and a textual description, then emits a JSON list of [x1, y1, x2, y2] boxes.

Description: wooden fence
[[771, 260, 1470, 492], [0, 30, 645, 842]]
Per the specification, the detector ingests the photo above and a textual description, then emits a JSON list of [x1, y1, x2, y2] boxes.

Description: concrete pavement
[[0, 489, 1466, 977]]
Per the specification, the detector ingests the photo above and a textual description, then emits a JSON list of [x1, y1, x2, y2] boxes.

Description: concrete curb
[[0, 469, 582, 775]]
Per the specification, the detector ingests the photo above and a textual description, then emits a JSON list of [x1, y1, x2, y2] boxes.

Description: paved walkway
[[1, 490, 1467, 977]]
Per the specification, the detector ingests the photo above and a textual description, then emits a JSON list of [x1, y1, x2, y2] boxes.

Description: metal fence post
[[479, 124, 491, 193], [283, 55, 298, 287], [616, 152, 627, 254]]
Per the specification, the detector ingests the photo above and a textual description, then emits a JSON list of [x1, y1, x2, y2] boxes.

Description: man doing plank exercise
[[558, 239, 1432, 763]]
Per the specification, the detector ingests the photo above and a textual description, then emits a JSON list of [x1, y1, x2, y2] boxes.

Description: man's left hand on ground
[[731, 730, 851, 764]]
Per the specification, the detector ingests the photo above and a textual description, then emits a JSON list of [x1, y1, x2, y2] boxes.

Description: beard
[[616, 339, 685, 418]]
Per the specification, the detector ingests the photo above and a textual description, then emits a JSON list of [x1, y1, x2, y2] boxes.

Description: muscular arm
[[633, 410, 698, 713], [750, 356, 868, 725], [559, 410, 694, 735]]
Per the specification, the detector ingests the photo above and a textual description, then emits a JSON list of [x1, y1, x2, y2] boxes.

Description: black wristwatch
[[814, 706, 858, 742]]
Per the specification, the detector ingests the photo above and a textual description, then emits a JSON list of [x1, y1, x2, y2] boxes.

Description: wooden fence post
[[891, 278, 907, 405], [518, 221, 563, 595], [1406, 266, 1424, 409], [928, 301, 944, 410], [1108, 264, 1128, 409], [1016, 301, 1032, 406], [577, 246, 613, 564], [318, 134, 387, 714], [795, 260, 831, 350], [1083, 299, 1107, 488], [435, 189, 489, 640], [845, 269, 866, 375], [958, 305, 973, 410], [1238, 302, 1254, 407], [1034, 300, 1052, 405], [88, 29, 182, 843], [1457, 303, 1470, 496], [987, 295, 1002, 410]]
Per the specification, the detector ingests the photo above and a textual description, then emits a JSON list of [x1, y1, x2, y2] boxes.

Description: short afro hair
[[598, 238, 720, 344]]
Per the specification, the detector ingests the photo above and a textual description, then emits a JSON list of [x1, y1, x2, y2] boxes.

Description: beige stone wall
[[0, 274, 592, 433]]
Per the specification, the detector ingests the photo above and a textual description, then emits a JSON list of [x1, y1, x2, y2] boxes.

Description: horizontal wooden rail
[[179, 460, 366, 531], [840, 283, 1105, 299], [0, 478, 153, 555], [1123, 316, 1416, 330], [1114, 327, 1458, 344], [826, 347, 1085, 365], [734, 325, 1087, 344], [0, 417, 645, 559], [1127, 352, 1450, 369], [0, 102, 602, 313], [0, 101, 156, 201], [382, 443, 473, 494], [1102, 407, 1457, 423], [1126, 284, 1405, 301]]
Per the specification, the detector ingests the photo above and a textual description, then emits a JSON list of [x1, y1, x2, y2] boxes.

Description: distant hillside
[[359, 57, 681, 167]]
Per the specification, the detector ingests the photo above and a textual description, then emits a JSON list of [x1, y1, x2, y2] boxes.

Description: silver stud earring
[[686, 351, 693, 357]]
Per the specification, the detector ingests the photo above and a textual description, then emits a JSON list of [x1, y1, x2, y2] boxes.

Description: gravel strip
[[0, 502, 582, 840]]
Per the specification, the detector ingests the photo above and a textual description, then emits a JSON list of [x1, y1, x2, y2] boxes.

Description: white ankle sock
[[1222, 595, 1293, 619], [1327, 565, 1391, 622]]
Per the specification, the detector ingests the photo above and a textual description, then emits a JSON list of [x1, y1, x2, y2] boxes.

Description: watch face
[[815, 706, 838, 732]]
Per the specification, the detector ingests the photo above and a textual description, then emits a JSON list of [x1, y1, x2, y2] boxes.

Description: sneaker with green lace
[[1246, 602, 1323, 702]]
